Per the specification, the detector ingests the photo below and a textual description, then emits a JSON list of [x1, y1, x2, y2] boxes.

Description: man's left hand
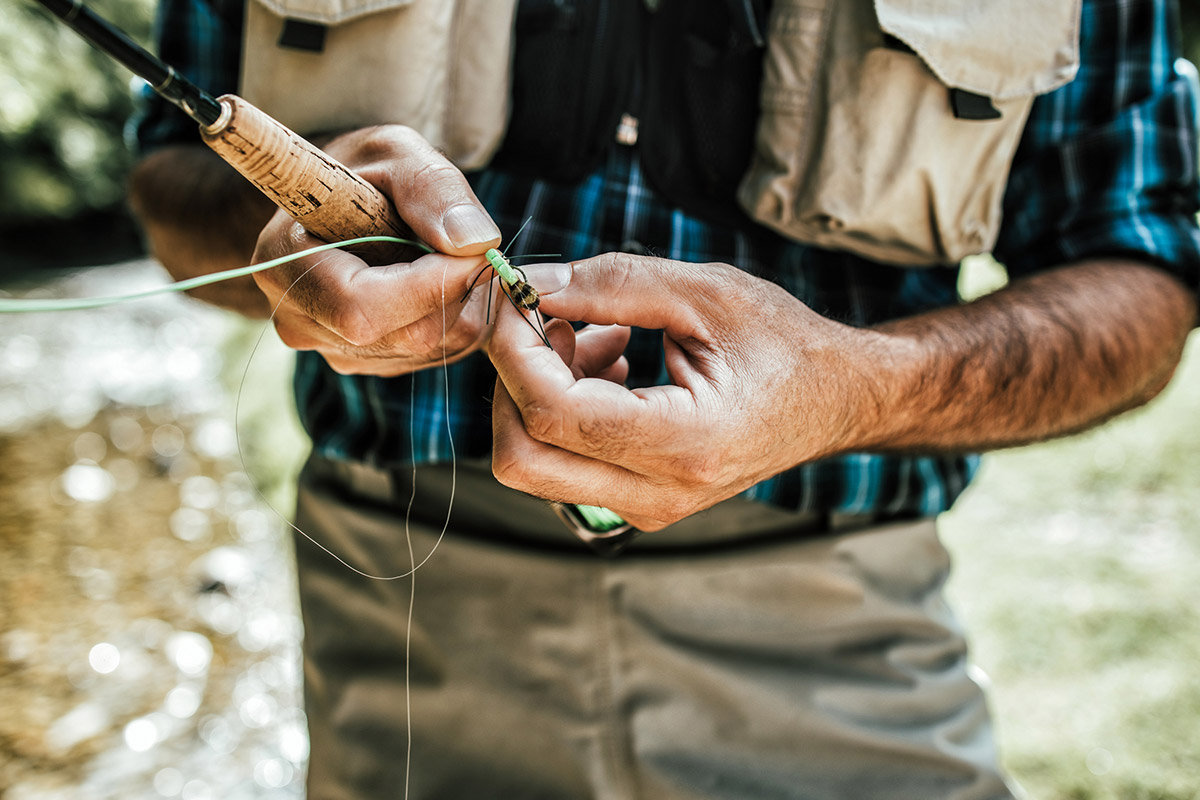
[[487, 253, 877, 531]]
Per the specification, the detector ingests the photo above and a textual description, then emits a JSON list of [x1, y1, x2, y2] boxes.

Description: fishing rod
[[34, 0, 415, 253]]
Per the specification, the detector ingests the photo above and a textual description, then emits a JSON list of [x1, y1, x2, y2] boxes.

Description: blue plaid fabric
[[995, 0, 1200, 278], [131, 0, 244, 149], [135, 0, 1200, 517]]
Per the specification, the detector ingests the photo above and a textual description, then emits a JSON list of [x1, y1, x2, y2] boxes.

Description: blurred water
[[0, 261, 306, 798]]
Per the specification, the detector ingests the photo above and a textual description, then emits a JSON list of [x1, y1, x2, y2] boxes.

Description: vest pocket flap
[[251, 0, 414, 27], [874, 0, 1081, 100]]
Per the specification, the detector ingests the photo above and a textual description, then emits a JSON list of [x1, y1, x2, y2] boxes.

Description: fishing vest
[[241, 0, 1081, 266]]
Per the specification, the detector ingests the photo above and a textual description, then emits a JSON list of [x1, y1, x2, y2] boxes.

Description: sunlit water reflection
[[0, 261, 305, 798]]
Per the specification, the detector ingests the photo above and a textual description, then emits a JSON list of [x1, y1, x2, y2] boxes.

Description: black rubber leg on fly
[[460, 262, 493, 304], [486, 273, 496, 324], [531, 309, 551, 348]]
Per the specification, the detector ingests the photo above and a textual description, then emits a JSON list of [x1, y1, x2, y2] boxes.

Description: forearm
[[855, 259, 1197, 453], [128, 145, 276, 317]]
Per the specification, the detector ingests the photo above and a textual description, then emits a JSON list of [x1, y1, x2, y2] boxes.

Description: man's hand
[[487, 254, 874, 531], [488, 254, 1196, 531], [251, 125, 505, 376], [132, 126, 507, 374]]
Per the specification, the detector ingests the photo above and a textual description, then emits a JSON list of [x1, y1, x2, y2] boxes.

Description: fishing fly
[[461, 218, 553, 348]]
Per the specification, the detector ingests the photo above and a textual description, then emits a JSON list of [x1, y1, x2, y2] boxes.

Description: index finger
[[521, 253, 712, 338]]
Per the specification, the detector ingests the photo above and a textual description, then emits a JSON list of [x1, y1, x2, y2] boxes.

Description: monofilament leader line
[[226, 250, 459, 800]]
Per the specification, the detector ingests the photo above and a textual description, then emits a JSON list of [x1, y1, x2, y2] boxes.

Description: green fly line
[[0, 236, 430, 312], [574, 504, 627, 531]]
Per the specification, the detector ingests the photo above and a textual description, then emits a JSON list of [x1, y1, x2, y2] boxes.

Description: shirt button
[[615, 113, 639, 146]]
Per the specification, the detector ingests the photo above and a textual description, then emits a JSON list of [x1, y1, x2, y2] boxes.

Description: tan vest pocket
[[738, 0, 1080, 266]]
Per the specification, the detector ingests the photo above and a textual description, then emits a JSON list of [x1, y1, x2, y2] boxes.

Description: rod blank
[[35, 0, 222, 126]]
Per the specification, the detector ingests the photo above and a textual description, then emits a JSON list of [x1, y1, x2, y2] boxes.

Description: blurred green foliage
[[0, 0, 154, 226]]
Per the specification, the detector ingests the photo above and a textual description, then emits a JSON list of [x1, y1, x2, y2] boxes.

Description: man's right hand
[[249, 124, 505, 376]]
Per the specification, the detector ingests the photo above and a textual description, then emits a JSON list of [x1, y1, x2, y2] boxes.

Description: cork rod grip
[[200, 94, 417, 252]]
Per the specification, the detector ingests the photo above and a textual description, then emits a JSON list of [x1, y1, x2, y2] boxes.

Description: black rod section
[[34, 0, 223, 127]]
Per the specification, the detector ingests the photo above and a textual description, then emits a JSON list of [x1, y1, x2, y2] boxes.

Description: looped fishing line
[[227, 239, 459, 800], [230, 242, 458, 582], [231, 245, 457, 800]]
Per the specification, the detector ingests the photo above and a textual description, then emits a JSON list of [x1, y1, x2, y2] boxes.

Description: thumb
[[326, 126, 501, 257], [521, 252, 713, 338]]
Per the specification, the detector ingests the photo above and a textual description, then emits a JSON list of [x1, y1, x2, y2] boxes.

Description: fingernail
[[522, 263, 572, 294], [443, 205, 501, 249]]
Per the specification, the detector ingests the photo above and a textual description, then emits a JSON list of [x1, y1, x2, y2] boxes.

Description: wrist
[[808, 323, 922, 460]]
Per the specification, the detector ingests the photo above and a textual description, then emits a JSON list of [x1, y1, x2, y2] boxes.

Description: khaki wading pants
[[294, 457, 1013, 800]]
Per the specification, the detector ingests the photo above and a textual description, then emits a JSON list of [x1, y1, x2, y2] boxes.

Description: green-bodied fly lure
[[483, 247, 541, 311], [461, 220, 552, 348]]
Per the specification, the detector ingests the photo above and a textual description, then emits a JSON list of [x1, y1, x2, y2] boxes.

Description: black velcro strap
[[279, 18, 327, 53], [950, 88, 1002, 120], [883, 35, 1003, 122]]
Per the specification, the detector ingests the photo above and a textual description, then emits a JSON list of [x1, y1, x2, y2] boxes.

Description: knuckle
[[370, 123, 420, 147], [599, 251, 639, 289], [662, 498, 691, 524], [398, 317, 444, 357], [384, 124, 425, 150], [327, 305, 380, 347], [407, 160, 467, 197], [662, 488, 707, 524], [679, 455, 724, 487], [354, 126, 398, 161], [574, 414, 629, 461], [491, 447, 532, 489], [632, 518, 670, 533], [367, 322, 439, 364], [627, 495, 689, 532], [335, 124, 413, 163], [521, 404, 565, 445]]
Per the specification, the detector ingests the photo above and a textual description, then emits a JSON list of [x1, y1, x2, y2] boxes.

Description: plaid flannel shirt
[[135, 0, 1200, 517]]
